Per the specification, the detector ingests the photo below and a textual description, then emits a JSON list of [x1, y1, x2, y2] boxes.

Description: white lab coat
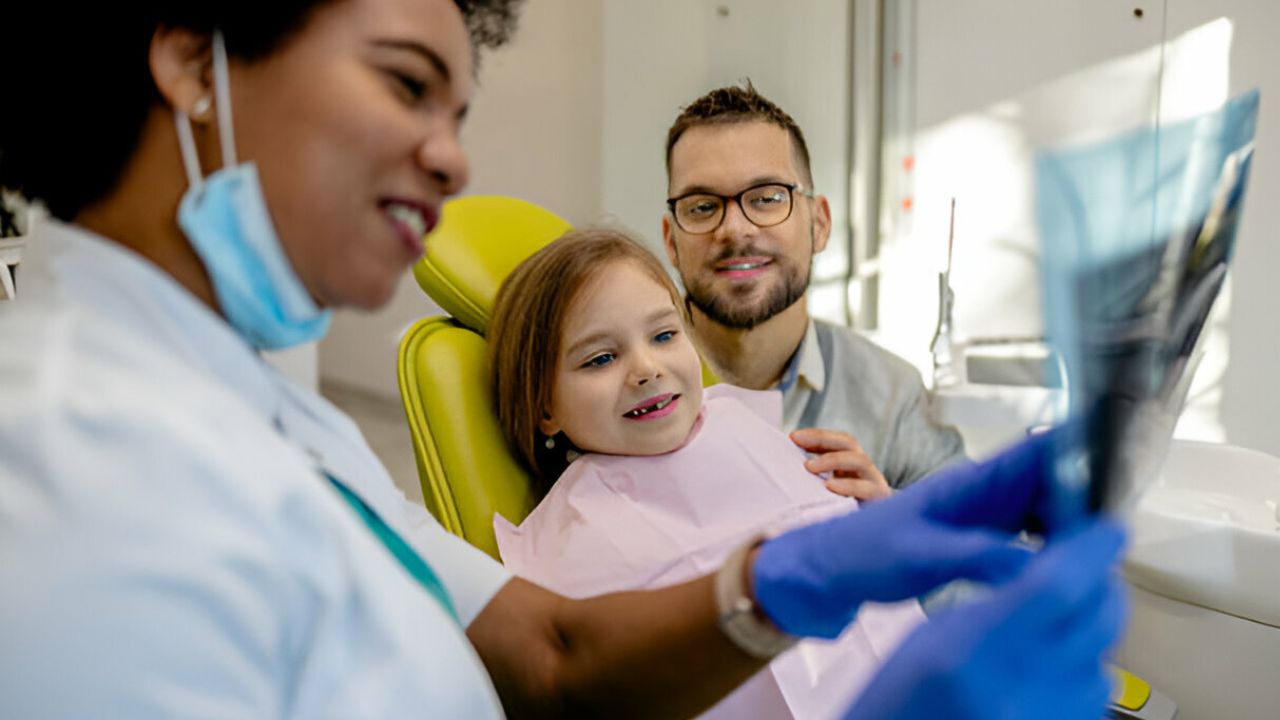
[[0, 221, 510, 718]]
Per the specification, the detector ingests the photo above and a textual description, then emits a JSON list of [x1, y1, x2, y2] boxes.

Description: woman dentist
[[0, 2, 1126, 718]]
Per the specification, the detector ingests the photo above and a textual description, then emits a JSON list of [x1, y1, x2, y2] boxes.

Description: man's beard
[[684, 247, 811, 331]]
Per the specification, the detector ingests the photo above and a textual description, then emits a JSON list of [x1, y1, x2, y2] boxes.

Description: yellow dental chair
[[399, 200, 1169, 717], [397, 195, 573, 559]]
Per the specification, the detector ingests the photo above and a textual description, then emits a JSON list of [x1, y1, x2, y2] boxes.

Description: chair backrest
[[398, 196, 572, 559], [398, 195, 721, 558]]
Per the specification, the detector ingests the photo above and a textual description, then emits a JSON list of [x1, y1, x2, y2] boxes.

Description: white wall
[[883, 0, 1168, 370], [321, 0, 854, 399], [319, 0, 1280, 459], [892, 0, 1280, 457], [318, 0, 603, 400], [1167, 0, 1280, 455], [600, 0, 853, 321]]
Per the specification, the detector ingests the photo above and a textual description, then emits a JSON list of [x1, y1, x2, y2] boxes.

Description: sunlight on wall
[[878, 17, 1234, 442]]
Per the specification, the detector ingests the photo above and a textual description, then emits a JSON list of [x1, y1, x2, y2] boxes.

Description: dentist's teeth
[[388, 203, 426, 236]]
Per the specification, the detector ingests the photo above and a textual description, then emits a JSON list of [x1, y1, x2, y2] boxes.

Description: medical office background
[[314, 0, 1280, 476], [7, 0, 1273, 492]]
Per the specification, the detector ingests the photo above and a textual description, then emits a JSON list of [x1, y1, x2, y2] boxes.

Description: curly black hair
[[0, 1, 523, 220], [454, 0, 524, 51]]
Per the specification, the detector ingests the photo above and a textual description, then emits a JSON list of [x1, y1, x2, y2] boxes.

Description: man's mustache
[[708, 244, 778, 264]]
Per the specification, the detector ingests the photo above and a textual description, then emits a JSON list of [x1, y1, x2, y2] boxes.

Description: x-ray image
[[1035, 90, 1259, 525]]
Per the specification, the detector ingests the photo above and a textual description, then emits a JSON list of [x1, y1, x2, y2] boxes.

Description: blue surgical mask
[[173, 31, 331, 351]]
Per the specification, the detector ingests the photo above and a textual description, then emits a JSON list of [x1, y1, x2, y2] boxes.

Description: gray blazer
[[781, 319, 968, 488]]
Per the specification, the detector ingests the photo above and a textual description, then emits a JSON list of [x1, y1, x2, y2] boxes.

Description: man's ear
[[662, 215, 680, 265], [149, 26, 214, 118], [810, 193, 832, 254]]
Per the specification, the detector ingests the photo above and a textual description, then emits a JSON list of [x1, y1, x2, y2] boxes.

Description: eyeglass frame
[[665, 182, 815, 234]]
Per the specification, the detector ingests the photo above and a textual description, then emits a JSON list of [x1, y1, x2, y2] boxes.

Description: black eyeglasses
[[666, 182, 813, 234]]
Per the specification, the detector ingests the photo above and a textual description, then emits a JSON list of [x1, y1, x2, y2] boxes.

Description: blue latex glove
[[844, 519, 1129, 720], [754, 429, 1073, 638]]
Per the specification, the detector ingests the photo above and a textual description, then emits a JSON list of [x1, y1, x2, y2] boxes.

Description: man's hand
[[790, 428, 892, 501]]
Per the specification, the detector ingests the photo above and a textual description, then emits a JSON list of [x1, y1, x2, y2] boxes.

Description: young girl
[[487, 229, 925, 720]]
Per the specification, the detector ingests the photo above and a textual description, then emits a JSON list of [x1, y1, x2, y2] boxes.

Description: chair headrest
[[414, 195, 573, 334]]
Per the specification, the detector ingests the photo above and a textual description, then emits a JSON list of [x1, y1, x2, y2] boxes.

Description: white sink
[[1126, 439, 1280, 628], [932, 383, 1066, 457], [1117, 439, 1280, 720]]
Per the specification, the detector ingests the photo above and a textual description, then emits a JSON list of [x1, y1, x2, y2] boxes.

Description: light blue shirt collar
[[777, 319, 825, 394]]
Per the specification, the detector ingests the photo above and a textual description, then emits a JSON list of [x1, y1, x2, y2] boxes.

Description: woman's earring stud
[[544, 436, 555, 450], [191, 95, 212, 119]]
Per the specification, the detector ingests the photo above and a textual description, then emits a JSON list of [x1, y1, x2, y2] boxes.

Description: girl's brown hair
[[487, 228, 682, 491]]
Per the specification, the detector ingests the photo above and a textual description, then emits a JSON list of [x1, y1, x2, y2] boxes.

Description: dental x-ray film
[[1035, 90, 1259, 524]]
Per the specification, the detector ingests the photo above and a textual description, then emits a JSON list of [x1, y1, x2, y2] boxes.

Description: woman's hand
[[844, 519, 1129, 720], [790, 428, 892, 501], [753, 429, 1064, 639]]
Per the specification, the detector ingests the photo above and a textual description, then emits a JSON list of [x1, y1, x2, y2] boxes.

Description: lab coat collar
[[30, 219, 283, 420], [30, 220, 411, 520]]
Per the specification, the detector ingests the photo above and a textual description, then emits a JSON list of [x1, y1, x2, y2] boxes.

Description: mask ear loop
[[172, 30, 238, 194], [173, 108, 205, 191], [210, 30, 238, 168]]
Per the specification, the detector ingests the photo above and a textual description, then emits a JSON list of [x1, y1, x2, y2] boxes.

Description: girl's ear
[[538, 413, 561, 438]]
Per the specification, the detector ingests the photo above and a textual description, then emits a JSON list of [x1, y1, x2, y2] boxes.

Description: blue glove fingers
[[909, 527, 1035, 590], [1000, 519, 1126, 631], [840, 520, 1127, 720], [754, 521, 1031, 638], [975, 520, 1128, 720], [904, 429, 1057, 532], [1027, 668, 1114, 720], [1008, 576, 1127, 720], [841, 594, 1016, 720], [1044, 576, 1129, 680]]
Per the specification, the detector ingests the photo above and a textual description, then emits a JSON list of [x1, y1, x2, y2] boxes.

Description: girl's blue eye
[[654, 330, 677, 344], [582, 353, 614, 369]]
